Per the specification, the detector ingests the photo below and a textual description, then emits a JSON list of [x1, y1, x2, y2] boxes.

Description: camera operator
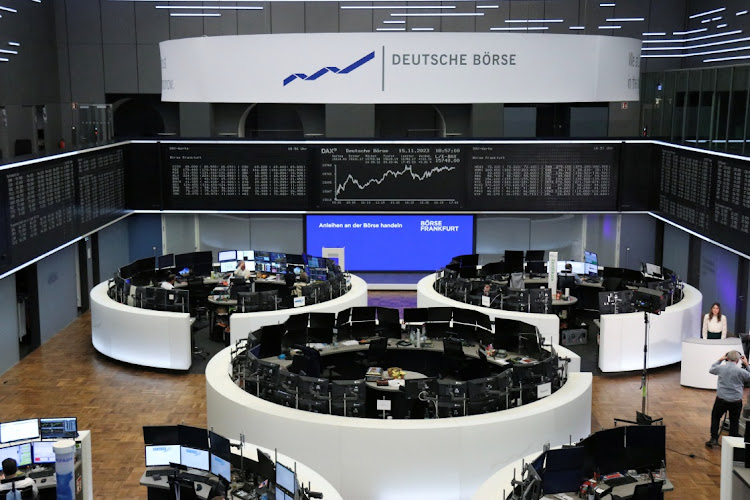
[[706, 350, 750, 448]]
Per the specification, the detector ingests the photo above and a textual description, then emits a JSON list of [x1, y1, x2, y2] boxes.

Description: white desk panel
[[90, 281, 192, 370], [229, 275, 368, 345], [598, 284, 702, 372], [417, 275, 561, 346], [681, 337, 743, 389], [206, 347, 592, 500]]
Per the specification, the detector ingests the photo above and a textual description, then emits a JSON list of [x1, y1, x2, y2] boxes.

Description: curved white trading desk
[[91, 281, 193, 370], [229, 275, 369, 344], [680, 337, 743, 389], [417, 275, 561, 346], [598, 284, 702, 372], [206, 347, 592, 500]]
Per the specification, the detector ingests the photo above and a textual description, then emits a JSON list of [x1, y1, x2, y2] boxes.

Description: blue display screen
[[306, 215, 473, 271]]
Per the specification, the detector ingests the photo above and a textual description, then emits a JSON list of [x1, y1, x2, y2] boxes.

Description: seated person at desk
[[561, 262, 582, 285], [482, 283, 491, 297], [0, 458, 39, 499], [293, 271, 310, 297], [234, 260, 253, 280], [702, 302, 728, 339], [160, 274, 176, 290]]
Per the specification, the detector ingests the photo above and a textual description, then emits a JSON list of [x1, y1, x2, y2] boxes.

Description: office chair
[[613, 480, 664, 500], [237, 291, 261, 313], [442, 338, 469, 379], [187, 278, 209, 320], [508, 272, 525, 290], [356, 337, 388, 368], [259, 290, 281, 311]]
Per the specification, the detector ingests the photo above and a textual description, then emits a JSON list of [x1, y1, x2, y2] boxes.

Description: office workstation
[[0, 417, 92, 500], [474, 425, 670, 500], [139, 424, 342, 500], [91, 250, 361, 370]]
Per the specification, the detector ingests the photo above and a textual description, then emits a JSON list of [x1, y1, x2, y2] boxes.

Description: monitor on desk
[[625, 425, 666, 472], [403, 308, 428, 325], [0, 418, 39, 444], [209, 431, 231, 462], [437, 380, 467, 399], [238, 250, 255, 261], [332, 380, 365, 401], [543, 446, 586, 494], [145, 444, 181, 467], [143, 425, 179, 445], [525, 250, 545, 263], [39, 417, 77, 439], [32, 441, 55, 465], [257, 450, 275, 484], [526, 260, 546, 276], [276, 461, 296, 495], [581, 426, 626, 476], [220, 261, 237, 273], [180, 446, 209, 471], [0, 443, 32, 467], [218, 250, 237, 262], [584, 250, 598, 277], [643, 262, 662, 277], [210, 454, 231, 482], [157, 253, 175, 270], [178, 425, 208, 451], [504, 251, 524, 274]]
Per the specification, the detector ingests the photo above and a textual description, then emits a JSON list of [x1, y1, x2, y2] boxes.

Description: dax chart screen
[[316, 144, 466, 209]]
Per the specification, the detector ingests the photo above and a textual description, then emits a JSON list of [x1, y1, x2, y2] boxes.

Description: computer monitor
[[143, 425, 179, 445], [157, 253, 175, 270], [181, 446, 209, 471], [32, 441, 55, 465], [644, 262, 662, 277], [437, 380, 467, 399], [209, 431, 231, 462], [467, 376, 498, 400], [519, 332, 544, 360], [39, 417, 77, 439], [145, 444, 181, 467], [525, 250, 545, 262], [598, 290, 634, 314], [220, 261, 237, 273], [210, 454, 231, 482], [625, 425, 666, 472], [254, 251, 270, 262], [331, 380, 366, 401], [0, 419, 39, 444], [0, 443, 32, 467], [581, 427, 627, 476], [403, 308, 428, 324], [178, 425, 208, 451], [543, 446, 586, 494], [257, 450, 275, 484], [238, 250, 255, 261], [275, 487, 293, 500], [192, 251, 214, 276], [584, 250, 599, 277], [276, 461, 296, 495], [307, 256, 324, 269], [256, 360, 280, 384], [504, 251, 524, 274], [403, 378, 438, 399], [218, 250, 237, 262], [526, 261, 547, 276], [298, 376, 329, 397], [298, 398, 330, 414]]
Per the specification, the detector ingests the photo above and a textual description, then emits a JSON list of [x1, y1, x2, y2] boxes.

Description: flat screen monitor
[[180, 446, 209, 471], [550, 260, 586, 275], [584, 250, 598, 277], [178, 425, 208, 450], [157, 254, 175, 270], [403, 308, 428, 324], [145, 444, 181, 467], [644, 263, 662, 277], [0, 443, 32, 467], [526, 261, 547, 275], [218, 250, 237, 262], [143, 425, 179, 446], [625, 425, 666, 471], [257, 450, 275, 484], [238, 250, 255, 261], [543, 446, 586, 494], [307, 256, 324, 269], [504, 250, 524, 274], [254, 251, 270, 262], [276, 461, 296, 494], [285, 254, 305, 266], [39, 417, 77, 440], [331, 380, 366, 400], [275, 487, 293, 500], [220, 261, 237, 273], [209, 431, 231, 462], [525, 250, 545, 262], [0, 419, 39, 444], [581, 427, 626, 476], [32, 441, 55, 465], [210, 453, 231, 482], [437, 380, 467, 398]]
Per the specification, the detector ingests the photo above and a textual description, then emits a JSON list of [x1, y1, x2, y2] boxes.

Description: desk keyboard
[[145, 469, 172, 478], [28, 470, 54, 479], [179, 471, 211, 484], [604, 475, 637, 487]]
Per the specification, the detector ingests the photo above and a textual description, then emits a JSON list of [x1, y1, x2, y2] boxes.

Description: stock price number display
[[710, 156, 750, 254], [163, 144, 310, 210], [317, 145, 465, 210], [470, 144, 618, 211], [657, 146, 713, 232]]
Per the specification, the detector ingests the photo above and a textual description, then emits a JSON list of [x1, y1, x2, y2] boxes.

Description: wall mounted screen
[[306, 215, 473, 271]]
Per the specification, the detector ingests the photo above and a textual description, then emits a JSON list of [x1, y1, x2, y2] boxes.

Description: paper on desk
[[388, 379, 405, 388], [308, 343, 326, 350], [340, 340, 360, 346]]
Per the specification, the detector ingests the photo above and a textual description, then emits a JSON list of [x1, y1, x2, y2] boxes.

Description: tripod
[[615, 310, 663, 426]]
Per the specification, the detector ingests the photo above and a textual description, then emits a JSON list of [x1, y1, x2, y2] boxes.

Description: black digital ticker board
[[469, 143, 619, 211], [657, 145, 714, 233], [76, 146, 127, 235], [316, 144, 465, 210], [162, 143, 310, 210], [708, 154, 750, 255]]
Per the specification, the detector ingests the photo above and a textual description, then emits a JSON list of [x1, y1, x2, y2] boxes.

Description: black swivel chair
[[187, 278, 210, 321], [237, 292, 261, 313], [442, 338, 469, 379], [259, 290, 281, 311], [356, 337, 388, 368]]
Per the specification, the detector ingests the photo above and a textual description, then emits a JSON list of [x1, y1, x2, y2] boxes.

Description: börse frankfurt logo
[[283, 51, 375, 86]]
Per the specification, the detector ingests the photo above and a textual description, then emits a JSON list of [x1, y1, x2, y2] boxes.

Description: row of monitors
[[452, 251, 598, 274], [0, 440, 56, 467], [143, 425, 297, 496], [0, 417, 77, 444], [525, 425, 666, 496]]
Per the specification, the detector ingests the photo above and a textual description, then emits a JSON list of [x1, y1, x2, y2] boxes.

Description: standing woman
[[702, 302, 728, 339]]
